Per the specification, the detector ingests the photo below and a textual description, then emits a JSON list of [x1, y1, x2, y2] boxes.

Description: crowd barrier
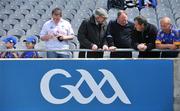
[[0, 48, 180, 52], [0, 48, 180, 58], [0, 58, 180, 111]]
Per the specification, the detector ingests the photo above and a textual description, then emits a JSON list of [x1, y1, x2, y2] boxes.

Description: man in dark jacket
[[106, 10, 134, 58], [78, 8, 109, 58], [132, 16, 160, 58]]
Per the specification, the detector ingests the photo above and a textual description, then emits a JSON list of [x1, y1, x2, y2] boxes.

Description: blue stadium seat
[[1, 23, 13, 32], [3, 19, 19, 27], [108, 8, 119, 22], [7, 29, 26, 38], [9, 13, 25, 22], [26, 28, 41, 38], [0, 9, 14, 16], [125, 7, 139, 22], [176, 18, 180, 28], [14, 23, 31, 32], [25, 1, 39, 7], [15, 9, 30, 16], [25, 13, 41, 22], [20, 18, 36, 27], [0, 29, 6, 37], [0, 14, 9, 22], [5, 4, 19, 12], [20, 4, 34, 12]]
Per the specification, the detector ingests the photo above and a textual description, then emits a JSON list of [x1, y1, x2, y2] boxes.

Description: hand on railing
[[108, 46, 117, 52], [102, 45, 109, 50], [91, 44, 98, 50], [137, 43, 147, 51]]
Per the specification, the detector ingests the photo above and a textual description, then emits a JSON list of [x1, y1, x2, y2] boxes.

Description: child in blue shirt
[[0, 36, 19, 58], [21, 36, 39, 58]]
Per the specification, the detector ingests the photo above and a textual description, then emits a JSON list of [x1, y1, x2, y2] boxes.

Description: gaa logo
[[40, 69, 131, 104]]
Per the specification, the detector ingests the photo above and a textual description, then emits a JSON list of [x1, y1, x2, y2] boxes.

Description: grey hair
[[93, 8, 108, 18]]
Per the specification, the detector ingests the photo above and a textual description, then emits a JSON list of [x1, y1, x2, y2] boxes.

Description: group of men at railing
[[77, 8, 180, 58], [0, 7, 180, 58]]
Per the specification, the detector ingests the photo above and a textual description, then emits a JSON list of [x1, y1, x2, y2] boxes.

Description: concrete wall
[[174, 60, 180, 111]]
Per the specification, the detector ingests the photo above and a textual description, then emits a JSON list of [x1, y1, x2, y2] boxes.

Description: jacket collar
[[116, 19, 131, 27], [90, 15, 97, 24], [90, 15, 107, 26]]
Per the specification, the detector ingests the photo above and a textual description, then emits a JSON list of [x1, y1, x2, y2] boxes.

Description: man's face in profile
[[134, 20, 144, 32]]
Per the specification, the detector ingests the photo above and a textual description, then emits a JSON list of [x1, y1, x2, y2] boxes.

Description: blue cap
[[3, 36, 17, 45], [23, 36, 37, 44]]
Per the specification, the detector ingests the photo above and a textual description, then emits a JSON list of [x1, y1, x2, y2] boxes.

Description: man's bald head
[[160, 17, 172, 33], [160, 17, 171, 25], [117, 10, 128, 26]]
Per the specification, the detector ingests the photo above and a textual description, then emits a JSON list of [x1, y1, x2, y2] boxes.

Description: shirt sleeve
[[155, 31, 162, 44], [40, 22, 48, 37], [174, 30, 180, 45], [77, 20, 93, 49], [146, 25, 158, 51], [131, 30, 140, 50], [106, 20, 114, 46], [67, 22, 74, 36]]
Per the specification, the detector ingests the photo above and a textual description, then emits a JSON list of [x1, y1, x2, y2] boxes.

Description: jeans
[[47, 52, 70, 58]]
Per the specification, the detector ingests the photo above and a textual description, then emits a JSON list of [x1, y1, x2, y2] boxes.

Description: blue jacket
[[138, 0, 157, 10], [21, 51, 39, 58]]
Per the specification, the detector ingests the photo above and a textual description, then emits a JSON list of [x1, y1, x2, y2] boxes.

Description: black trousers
[[138, 52, 160, 58], [79, 51, 104, 58], [161, 52, 179, 58], [110, 51, 132, 58]]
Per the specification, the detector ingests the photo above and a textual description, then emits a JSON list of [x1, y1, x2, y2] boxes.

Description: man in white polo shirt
[[40, 8, 74, 58]]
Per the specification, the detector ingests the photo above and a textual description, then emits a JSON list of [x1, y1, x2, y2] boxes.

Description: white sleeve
[[40, 23, 48, 38], [67, 22, 74, 36]]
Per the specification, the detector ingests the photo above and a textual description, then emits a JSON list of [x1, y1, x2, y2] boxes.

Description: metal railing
[[0, 48, 180, 52], [0, 48, 180, 58]]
